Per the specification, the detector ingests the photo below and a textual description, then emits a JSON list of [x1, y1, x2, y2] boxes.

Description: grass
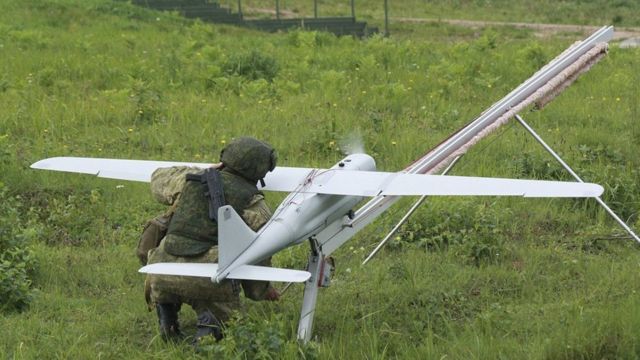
[[1, 0, 639, 358]]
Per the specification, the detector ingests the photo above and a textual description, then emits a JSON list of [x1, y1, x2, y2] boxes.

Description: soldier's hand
[[264, 286, 280, 301]]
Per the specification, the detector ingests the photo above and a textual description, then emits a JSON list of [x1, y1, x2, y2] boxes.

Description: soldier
[[145, 137, 280, 343]]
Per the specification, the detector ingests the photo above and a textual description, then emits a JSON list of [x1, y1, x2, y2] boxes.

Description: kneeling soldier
[[145, 137, 280, 343]]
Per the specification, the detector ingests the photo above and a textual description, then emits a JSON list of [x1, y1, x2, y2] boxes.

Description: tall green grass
[[1, 0, 639, 358]]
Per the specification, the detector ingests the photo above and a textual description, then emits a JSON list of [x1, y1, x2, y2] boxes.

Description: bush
[[127, 77, 164, 124], [197, 312, 318, 359], [392, 201, 510, 267], [0, 183, 38, 313], [222, 50, 279, 82]]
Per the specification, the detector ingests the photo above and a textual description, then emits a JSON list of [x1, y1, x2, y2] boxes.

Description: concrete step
[[247, 17, 355, 25], [244, 19, 372, 37], [193, 14, 243, 23], [131, 1, 375, 37], [180, 7, 233, 17], [300, 17, 356, 24], [132, 0, 214, 8], [143, 4, 226, 12], [366, 26, 380, 36]]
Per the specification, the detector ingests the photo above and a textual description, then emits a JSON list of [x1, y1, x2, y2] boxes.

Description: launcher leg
[[515, 113, 640, 244]]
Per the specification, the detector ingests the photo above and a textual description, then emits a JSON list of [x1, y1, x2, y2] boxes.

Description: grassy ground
[[1, 0, 639, 358]]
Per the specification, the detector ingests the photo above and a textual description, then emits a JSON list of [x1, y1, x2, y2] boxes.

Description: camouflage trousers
[[145, 239, 241, 322]]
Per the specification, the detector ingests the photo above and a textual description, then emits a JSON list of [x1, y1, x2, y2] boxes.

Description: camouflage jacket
[[149, 166, 273, 300], [150, 166, 271, 230]]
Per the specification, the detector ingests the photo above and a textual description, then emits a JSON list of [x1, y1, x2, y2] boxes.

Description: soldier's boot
[[156, 303, 183, 342], [193, 309, 224, 344]]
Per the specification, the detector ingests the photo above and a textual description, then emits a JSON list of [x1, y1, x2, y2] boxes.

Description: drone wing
[[30, 157, 209, 182], [31, 157, 602, 197], [30, 157, 314, 189], [296, 170, 603, 198]]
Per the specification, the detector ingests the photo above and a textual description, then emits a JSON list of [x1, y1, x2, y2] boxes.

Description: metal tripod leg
[[297, 239, 323, 343], [515, 114, 640, 244], [362, 156, 462, 265]]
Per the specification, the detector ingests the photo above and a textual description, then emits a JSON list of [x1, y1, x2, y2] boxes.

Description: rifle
[[186, 168, 226, 221], [203, 168, 225, 221]]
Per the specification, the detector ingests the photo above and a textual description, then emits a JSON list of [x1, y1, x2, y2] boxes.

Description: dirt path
[[392, 17, 640, 40]]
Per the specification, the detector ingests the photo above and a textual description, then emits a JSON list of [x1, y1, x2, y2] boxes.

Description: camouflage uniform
[[145, 137, 278, 341], [146, 166, 273, 319]]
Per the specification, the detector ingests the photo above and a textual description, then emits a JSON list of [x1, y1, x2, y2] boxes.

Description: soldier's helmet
[[220, 137, 277, 183]]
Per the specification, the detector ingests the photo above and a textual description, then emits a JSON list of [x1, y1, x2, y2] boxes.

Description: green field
[[1, 0, 639, 358]]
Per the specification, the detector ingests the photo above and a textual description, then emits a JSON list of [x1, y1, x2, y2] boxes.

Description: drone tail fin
[[217, 205, 258, 271]]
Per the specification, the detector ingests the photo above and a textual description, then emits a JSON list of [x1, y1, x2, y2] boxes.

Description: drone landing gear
[[297, 238, 334, 343]]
